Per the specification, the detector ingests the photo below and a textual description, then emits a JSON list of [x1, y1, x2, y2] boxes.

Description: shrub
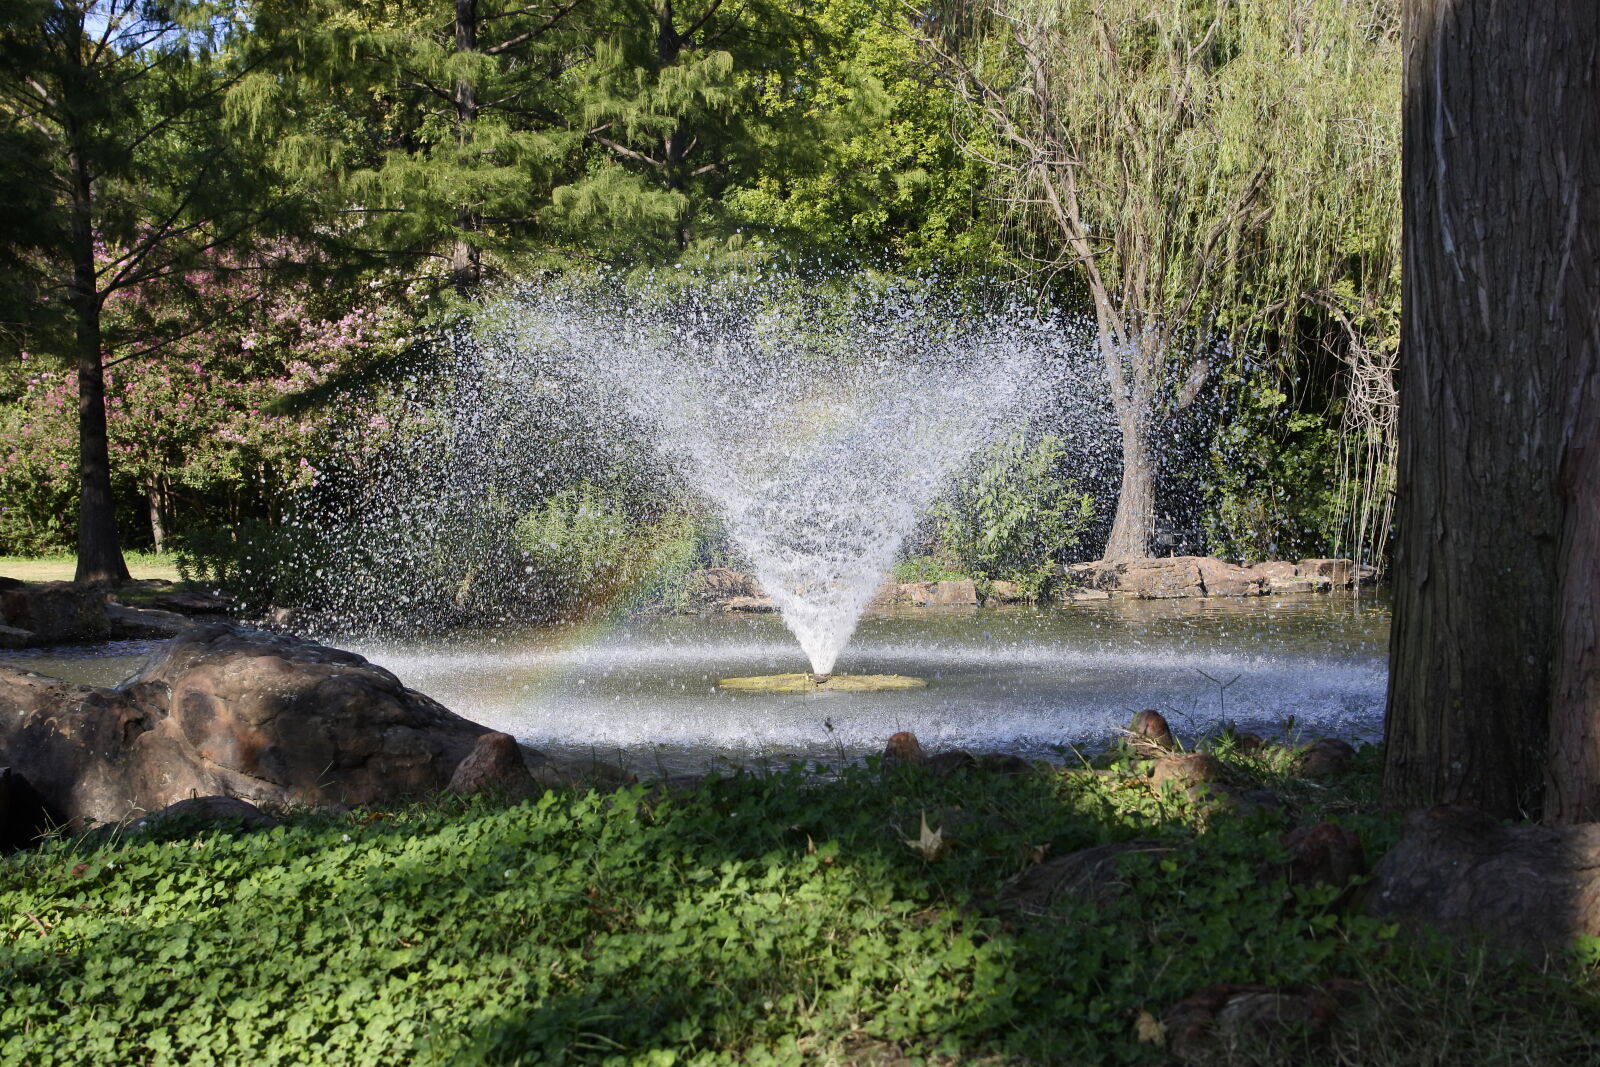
[[933, 432, 1094, 589]]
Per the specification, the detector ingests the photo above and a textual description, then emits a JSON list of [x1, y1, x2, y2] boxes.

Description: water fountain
[[479, 274, 1073, 686]]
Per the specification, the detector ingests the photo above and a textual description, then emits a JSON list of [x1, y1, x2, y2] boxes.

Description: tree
[[550, 0, 848, 258], [245, 0, 592, 299], [1382, 1, 1598, 821], [917, 0, 1400, 559], [0, 0, 293, 580]]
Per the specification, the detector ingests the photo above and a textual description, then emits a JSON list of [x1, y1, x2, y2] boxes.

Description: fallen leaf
[[1134, 1009, 1166, 1046], [905, 811, 948, 861]]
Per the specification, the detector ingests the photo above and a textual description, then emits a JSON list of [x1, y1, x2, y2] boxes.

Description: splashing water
[[480, 276, 1078, 675]]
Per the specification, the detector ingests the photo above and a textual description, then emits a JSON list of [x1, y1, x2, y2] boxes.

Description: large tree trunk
[[1383, 0, 1597, 819], [65, 139, 128, 585]]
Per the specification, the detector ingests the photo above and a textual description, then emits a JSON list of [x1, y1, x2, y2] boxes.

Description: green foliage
[[933, 432, 1093, 587], [5, 750, 1599, 1064], [893, 554, 969, 583], [514, 486, 702, 616], [1203, 373, 1342, 563]]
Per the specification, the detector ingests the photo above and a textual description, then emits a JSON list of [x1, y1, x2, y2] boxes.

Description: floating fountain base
[[717, 673, 927, 694]]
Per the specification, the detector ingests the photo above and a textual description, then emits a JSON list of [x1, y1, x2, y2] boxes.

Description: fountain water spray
[[481, 275, 1072, 676]]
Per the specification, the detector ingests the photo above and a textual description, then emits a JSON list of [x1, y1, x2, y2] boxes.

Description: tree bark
[[1383, 0, 1598, 819], [65, 119, 128, 585], [1101, 404, 1154, 560]]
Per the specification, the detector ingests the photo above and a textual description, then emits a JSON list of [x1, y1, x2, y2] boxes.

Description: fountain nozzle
[[811, 673, 831, 686]]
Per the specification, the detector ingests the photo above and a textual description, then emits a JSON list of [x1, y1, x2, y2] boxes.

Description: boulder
[[0, 625, 496, 823], [1114, 558, 1205, 599], [1062, 588, 1111, 602], [0, 581, 109, 644], [924, 749, 977, 778], [1246, 561, 1300, 581], [1297, 558, 1354, 585], [900, 579, 979, 606], [0, 765, 63, 852], [127, 795, 278, 834], [1196, 558, 1267, 597], [448, 731, 538, 800], [1364, 805, 1600, 960]]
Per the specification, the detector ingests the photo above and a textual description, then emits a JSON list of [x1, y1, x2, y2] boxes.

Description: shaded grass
[[2, 746, 1597, 1065]]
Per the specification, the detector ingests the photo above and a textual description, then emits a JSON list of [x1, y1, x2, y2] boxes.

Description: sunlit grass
[[0, 552, 182, 583]]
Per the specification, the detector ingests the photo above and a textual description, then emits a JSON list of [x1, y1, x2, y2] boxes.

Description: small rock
[[976, 752, 1031, 774], [1128, 709, 1176, 754], [1297, 738, 1357, 778], [128, 795, 278, 834], [1163, 981, 1361, 1065], [1280, 822, 1366, 889], [1188, 782, 1285, 819], [1151, 752, 1224, 789], [1232, 732, 1267, 756], [448, 732, 539, 800], [1003, 839, 1174, 915], [883, 731, 926, 769]]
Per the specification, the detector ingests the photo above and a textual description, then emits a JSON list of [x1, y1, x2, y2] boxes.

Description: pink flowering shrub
[[0, 261, 412, 553]]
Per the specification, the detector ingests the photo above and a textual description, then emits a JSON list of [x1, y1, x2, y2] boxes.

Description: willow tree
[[918, 0, 1399, 560]]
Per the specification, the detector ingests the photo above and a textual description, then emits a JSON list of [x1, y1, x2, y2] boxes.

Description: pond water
[[1, 595, 1390, 777]]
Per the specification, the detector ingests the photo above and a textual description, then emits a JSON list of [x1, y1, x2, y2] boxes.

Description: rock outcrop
[[1060, 556, 1377, 601], [0, 625, 496, 823]]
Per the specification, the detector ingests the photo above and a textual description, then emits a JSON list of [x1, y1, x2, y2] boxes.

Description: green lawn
[[0, 552, 181, 584], [3, 747, 1598, 1065]]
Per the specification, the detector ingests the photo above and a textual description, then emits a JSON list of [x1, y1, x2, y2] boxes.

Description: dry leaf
[[905, 811, 948, 861], [1134, 1009, 1166, 1046]]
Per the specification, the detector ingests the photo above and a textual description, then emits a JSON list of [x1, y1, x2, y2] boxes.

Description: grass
[[2, 745, 1598, 1065], [0, 552, 182, 584]]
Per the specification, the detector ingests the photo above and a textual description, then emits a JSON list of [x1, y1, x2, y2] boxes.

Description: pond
[[2, 594, 1389, 778]]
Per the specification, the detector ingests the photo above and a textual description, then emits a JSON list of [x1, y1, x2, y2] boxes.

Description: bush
[[514, 485, 703, 616], [933, 432, 1094, 591]]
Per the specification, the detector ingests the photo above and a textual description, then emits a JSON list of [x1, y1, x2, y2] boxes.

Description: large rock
[[1, 766, 63, 852], [0, 625, 496, 823], [0, 581, 109, 644], [691, 567, 758, 601], [899, 579, 979, 606], [1195, 558, 1268, 597], [1364, 805, 1600, 959]]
